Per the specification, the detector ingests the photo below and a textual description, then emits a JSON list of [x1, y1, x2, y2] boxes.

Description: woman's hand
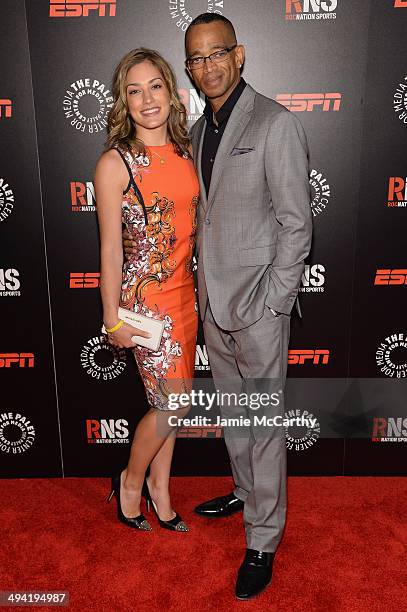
[[106, 322, 151, 349], [123, 229, 138, 260]]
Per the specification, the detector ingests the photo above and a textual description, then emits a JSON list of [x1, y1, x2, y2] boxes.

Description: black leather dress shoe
[[235, 549, 274, 600], [194, 492, 244, 517]]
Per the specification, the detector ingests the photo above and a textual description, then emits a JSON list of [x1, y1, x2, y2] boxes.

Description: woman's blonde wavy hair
[[106, 48, 190, 157]]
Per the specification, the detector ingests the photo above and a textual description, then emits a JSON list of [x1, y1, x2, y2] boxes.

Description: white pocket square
[[231, 147, 255, 156]]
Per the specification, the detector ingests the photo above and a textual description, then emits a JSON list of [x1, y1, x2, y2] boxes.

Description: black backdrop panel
[[0, 0, 62, 477], [0, 0, 405, 477]]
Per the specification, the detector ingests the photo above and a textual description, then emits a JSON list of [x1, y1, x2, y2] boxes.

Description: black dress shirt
[[201, 78, 247, 196]]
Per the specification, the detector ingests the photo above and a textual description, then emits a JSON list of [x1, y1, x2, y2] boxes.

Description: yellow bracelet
[[105, 319, 124, 333]]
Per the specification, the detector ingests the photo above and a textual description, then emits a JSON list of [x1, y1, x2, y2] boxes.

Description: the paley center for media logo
[[393, 75, 407, 124], [0, 412, 36, 454], [86, 418, 129, 444], [299, 264, 325, 293], [284, 409, 320, 451], [168, 1, 225, 32], [49, 0, 116, 17], [71, 181, 96, 212], [0, 177, 14, 223], [63, 78, 113, 134], [285, 0, 338, 21], [372, 417, 407, 442], [81, 336, 126, 381], [0, 99, 12, 118], [387, 177, 407, 208], [309, 169, 331, 217], [376, 333, 407, 378], [0, 268, 20, 297]]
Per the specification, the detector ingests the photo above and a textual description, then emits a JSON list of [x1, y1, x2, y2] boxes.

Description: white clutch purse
[[102, 307, 165, 352]]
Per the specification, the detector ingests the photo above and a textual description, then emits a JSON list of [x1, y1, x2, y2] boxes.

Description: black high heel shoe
[[142, 478, 188, 532], [107, 473, 152, 531]]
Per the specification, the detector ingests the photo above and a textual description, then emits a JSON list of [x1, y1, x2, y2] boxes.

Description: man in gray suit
[[124, 12, 312, 600], [185, 13, 312, 600]]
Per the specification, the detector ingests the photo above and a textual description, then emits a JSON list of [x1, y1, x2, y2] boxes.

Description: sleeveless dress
[[116, 143, 199, 410]]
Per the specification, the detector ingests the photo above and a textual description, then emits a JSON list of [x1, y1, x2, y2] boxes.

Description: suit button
[[205, 218, 210, 225]]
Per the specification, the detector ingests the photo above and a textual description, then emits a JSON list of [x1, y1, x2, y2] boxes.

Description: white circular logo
[[284, 409, 320, 451], [0, 412, 35, 454], [63, 78, 114, 134], [376, 333, 407, 378], [393, 76, 407, 125], [309, 169, 330, 217], [0, 178, 14, 223], [80, 336, 127, 380], [168, 1, 225, 33]]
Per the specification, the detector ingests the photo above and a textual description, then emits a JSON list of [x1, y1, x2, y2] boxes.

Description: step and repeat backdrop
[[1, 0, 406, 478]]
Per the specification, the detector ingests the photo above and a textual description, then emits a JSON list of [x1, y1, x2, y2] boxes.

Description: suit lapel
[[192, 117, 208, 211], [206, 85, 256, 215]]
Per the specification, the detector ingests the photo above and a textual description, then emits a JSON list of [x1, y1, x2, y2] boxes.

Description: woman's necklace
[[151, 149, 167, 165]]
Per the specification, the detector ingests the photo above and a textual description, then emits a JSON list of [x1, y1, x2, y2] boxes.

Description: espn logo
[[86, 418, 129, 443], [0, 353, 35, 368], [50, 0, 116, 17], [387, 177, 407, 207], [0, 99, 12, 118], [70, 272, 100, 288], [276, 93, 341, 112], [70, 181, 96, 211], [394, 0, 407, 7], [374, 269, 407, 285], [178, 426, 222, 438], [288, 350, 330, 365]]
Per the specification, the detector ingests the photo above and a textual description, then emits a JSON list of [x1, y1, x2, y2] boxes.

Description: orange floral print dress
[[116, 144, 199, 410]]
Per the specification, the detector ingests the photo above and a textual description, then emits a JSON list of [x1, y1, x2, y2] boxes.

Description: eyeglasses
[[186, 45, 237, 70]]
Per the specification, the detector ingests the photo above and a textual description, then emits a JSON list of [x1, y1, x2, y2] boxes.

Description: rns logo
[[71, 181, 96, 211], [195, 344, 210, 371], [0, 269, 20, 296], [178, 88, 205, 122], [285, 0, 337, 21], [86, 418, 129, 444], [300, 264, 325, 293], [387, 177, 407, 207]]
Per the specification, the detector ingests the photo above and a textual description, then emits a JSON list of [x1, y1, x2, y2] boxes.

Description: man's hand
[[123, 228, 137, 260]]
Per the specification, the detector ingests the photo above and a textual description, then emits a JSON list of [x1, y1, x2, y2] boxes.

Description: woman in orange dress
[[95, 49, 199, 532]]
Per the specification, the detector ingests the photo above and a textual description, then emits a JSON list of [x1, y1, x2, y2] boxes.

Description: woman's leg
[[147, 432, 177, 520], [120, 407, 185, 520], [120, 407, 167, 518]]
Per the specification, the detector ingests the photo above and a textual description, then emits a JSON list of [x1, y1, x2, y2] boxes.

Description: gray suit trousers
[[203, 302, 289, 553]]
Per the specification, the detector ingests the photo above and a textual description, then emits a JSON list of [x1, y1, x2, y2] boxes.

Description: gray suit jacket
[[190, 83, 312, 331]]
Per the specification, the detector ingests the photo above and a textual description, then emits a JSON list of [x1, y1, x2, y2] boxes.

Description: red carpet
[[1, 477, 406, 611]]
